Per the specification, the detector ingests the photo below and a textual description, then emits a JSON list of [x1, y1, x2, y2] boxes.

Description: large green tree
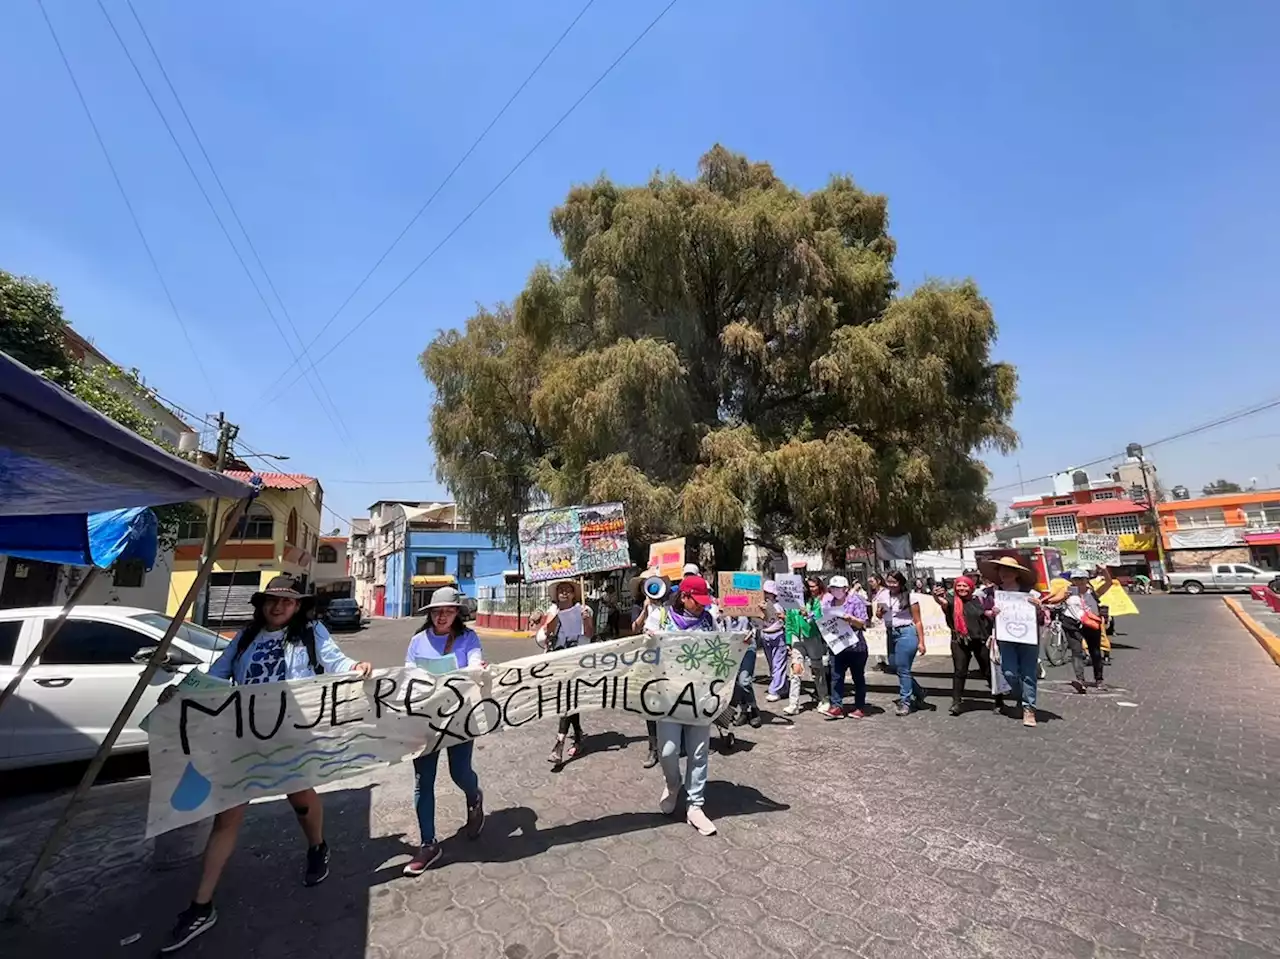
[[423, 146, 1018, 564]]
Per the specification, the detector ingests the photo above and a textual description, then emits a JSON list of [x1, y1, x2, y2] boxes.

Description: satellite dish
[[642, 576, 670, 601]]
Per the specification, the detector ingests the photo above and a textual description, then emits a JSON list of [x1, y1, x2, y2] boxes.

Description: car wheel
[[1183, 581, 1203, 595]]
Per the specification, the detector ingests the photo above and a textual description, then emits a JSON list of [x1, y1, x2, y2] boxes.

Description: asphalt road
[[334, 617, 536, 669]]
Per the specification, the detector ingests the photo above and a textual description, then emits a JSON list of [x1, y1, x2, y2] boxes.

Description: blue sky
[[3, 0, 1279, 528]]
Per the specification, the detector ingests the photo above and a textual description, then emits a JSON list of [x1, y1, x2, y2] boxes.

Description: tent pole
[[5, 496, 251, 920], [0, 567, 101, 715]]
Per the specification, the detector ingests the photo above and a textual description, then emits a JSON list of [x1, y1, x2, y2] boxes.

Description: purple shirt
[[405, 628, 484, 669]]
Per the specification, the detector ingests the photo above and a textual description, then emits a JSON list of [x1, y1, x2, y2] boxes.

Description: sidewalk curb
[[1223, 597, 1280, 666]]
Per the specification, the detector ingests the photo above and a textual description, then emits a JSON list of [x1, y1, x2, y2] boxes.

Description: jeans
[[830, 646, 868, 709], [951, 635, 994, 704], [893, 623, 925, 704], [413, 743, 480, 845], [761, 629, 789, 695], [1064, 621, 1104, 683], [734, 647, 758, 710], [656, 721, 711, 807], [998, 640, 1039, 710]]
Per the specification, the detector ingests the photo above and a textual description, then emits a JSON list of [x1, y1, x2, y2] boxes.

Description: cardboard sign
[[774, 574, 806, 610], [647, 537, 687, 580], [817, 615, 859, 654], [145, 630, 750, 838], [1077, 533, 1121, 567], [994, 590, 1039, 645], [718, 571, 764, 619]]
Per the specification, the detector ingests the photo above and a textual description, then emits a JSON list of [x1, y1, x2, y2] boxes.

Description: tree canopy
[[422, 146, 1018, 563]]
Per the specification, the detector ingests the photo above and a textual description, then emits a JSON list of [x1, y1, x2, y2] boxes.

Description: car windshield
[[330, 600, 357, 610], [129, 613, 229, 652]]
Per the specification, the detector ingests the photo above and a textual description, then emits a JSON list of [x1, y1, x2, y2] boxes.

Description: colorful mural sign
[[647, 536, 687, 580], [518, 502, 630, 582]]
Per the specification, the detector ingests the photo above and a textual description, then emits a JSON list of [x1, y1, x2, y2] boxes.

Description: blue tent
[[0, 507, 158, 570]]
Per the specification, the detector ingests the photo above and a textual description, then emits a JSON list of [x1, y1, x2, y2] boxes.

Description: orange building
[[1157, 491, 1280, 570]]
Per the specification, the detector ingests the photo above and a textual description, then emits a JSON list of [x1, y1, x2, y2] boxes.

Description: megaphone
[[642, 576, 670, 601]]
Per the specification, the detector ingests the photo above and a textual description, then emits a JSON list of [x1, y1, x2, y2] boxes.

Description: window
[[286, 509, 299, 546], [230, 504, 274, 540], [113, 559, 146, 588], [380, 557, 388, 574], [317, 544, 338, 564], [1102, 514, 1142, 536], [458, 550, 476, 580], [1233, 565, 1260, 574], [416, 555, 447, 576], [41, 620, 153, 665], [1243, 502, 1280, 528], [1176, 508, 1227, 528], [1014, 508, 1032, 520], [1053, 498, 1072, 506], [1092, 490, 1116, 501], [1045, 514, 1078, 538], [176, 510, 207, 542], [0, 621, 20, 664], [129, 613, 228, 652]]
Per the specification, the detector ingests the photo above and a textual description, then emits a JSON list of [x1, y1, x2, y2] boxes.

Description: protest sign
[[518, 502, 630, 582], [862, 592, 950, 657], [1077, 533, 1120, 567], [145, 631, 749, 837], [718, 571, 764, 618], [647, 537, 687, 580], [816, 615, 859, 654], [1095, 581, 1139, 617], [774, 574, 805, 610], [994, 590, 1039, 644]]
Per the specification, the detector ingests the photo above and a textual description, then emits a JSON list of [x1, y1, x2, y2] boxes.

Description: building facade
[[168, 471, 323, 626], [348, 518, 374, 612], [313, 534, 352, 605], [1157, 491, 1280, 570]]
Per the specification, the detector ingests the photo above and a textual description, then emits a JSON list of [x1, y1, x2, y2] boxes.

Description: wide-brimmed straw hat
[[551, 579, 581, 604], [251, 574, 312, 606], [419, 585, 464, 612], [979, 556, 1036, 588]]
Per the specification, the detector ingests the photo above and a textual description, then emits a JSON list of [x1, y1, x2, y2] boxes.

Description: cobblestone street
[[3, 596, 1278, 958]]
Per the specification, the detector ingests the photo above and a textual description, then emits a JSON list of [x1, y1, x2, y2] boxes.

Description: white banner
[[863, 593, 951, 656], [1077, 533, 1120, 566], [145, 631, 749, 838], [994, 590, 1038, 645]]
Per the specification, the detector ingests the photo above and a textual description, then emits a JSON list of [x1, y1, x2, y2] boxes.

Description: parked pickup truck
[[1167, 563, 1276, 594]]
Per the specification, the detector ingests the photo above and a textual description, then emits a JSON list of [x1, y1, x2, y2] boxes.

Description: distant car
[[460, 594, 478, 621], [0, 606, 227, 771], [322, 598, 363, 631], [1167, 563, 1276, 594]]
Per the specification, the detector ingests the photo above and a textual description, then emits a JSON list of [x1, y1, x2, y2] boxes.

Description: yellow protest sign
[[1094, 580, 1139, 616]]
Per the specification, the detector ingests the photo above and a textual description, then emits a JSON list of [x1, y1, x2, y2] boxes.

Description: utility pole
[[197, 413, 238, 626], [1126, 443, 1168, 589]]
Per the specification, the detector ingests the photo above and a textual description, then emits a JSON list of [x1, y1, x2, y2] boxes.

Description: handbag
[[1080, 609, 1103, 630]]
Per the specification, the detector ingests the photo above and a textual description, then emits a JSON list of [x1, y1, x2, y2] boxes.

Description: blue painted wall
[[382, 530, 515, 617], [385, 549, 408, 618]]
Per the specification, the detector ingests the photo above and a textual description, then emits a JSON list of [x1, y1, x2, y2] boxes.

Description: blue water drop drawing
[[170, 761, 212, 811]]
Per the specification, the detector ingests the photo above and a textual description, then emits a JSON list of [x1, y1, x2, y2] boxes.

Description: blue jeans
[[735, 647, 758, 709], [413, 743, 480, 844], [656, 721, 711, 807], [830, 645, 868, 709], [998, 640, 1039, 710], [893, 623, 925, 704]]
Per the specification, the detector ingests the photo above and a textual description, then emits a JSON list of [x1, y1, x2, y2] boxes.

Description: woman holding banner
[[820, 575, 869, 719], [403, 587, 487, 875], [982, 556, 1043, 728], [885, 571, 927, 716], [543, 579, 594, 768]]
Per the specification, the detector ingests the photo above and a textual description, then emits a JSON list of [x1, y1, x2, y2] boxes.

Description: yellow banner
[[1117, 533, 1156, 552], [1094, 580, 1139, 616]]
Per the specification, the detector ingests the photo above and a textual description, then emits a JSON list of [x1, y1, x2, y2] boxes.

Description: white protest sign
[[816, 615, 859, 654], [1077, 533, 1120, 567], [774, 574, 806, 610], [994, 590, 1038, 645], [863, 592, 951, 657], [145, 631, 749, 838]]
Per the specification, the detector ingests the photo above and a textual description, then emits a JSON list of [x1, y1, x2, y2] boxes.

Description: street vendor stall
[[0, 350, 255, 916]]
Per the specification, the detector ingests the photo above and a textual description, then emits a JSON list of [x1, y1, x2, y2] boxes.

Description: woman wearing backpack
[[159, 576, 371, 954], [402, 586, 487, 875]]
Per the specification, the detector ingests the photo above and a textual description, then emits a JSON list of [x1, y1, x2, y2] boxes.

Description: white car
[[0, 605, 227, 771]]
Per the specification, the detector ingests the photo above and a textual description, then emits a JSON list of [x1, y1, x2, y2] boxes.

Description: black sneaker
[[465, 790, 485, 840], [642, 748, 659, 769], [403, 842, 442, 876], [159, 902, 217, 953], [747, 709, 762, 729], [304, 841, 330, 887]]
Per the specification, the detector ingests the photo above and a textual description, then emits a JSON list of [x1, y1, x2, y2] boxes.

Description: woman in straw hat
[[542, 578, 594, 768], [158, 576, 371, 953], [980, 555, 1043, 728]]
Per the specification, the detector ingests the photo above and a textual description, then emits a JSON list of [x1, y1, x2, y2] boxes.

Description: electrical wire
[[34, 0, 219, 404], [94, 0, 361, 458], [260, 0, 598, 398], [261, 0, 681, 405]]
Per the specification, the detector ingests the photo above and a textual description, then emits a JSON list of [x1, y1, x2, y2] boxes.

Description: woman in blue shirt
[[402, 586, 486, 875], [160, 576, 371, 954]]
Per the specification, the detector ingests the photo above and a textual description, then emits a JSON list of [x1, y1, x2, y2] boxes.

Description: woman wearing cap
[[820, 575, 869, 719], [982, 556, 1043, 727], [1062, 567, 1108, 692], [885, 570, 927, 716], [402, 587, 486, 875], [759, 581, 789, 705], [653, 574, 720, 836], [942, 575, 1001, 716], [159, 576, 372, 953], [541, 580, 594, 768]]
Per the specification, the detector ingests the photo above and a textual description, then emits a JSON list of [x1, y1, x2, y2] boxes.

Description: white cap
[[829, 575, 849, 589], [682, 563, 700, 576]]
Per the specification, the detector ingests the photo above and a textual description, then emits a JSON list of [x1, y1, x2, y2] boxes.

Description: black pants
[[646, 720, 658, 754], [1065, 621, 1104, 683], [951, 636, 995, 704], [557, 714, 582, 738]]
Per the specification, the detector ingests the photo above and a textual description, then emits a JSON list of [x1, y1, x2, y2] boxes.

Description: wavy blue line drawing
[[317, 761, 376, 779], [229, 771, 307, 792], [231, 731, 387, 767], [319, 752, 377, 770]]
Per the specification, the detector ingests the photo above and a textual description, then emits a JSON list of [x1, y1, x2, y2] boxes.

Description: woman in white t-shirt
[[542, 580, 594, 768]]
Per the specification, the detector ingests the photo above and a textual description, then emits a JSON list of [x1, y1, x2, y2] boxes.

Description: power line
[[261, 0, 681, 405], [94, 0, 361, 458], [260, 0, 598, 399], [34, 0, 218, 404]]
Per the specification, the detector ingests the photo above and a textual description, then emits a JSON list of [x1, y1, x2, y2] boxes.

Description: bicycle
[[1043, 611, 1070, 668]]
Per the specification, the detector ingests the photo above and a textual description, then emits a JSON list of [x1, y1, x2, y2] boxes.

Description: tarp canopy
[[0, 507, 159, 569], [0, 351, 252, 517]]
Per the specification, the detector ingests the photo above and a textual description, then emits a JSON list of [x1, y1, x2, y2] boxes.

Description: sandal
[[566, 735, 581, 760], [547, 739, 564, 767]]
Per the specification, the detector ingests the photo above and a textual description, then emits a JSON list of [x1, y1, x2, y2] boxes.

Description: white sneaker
[[659, 785, 678, 815], [765, 693, 780, 702], [782, 704, 799, 716], [686, 807, 717, 836], [814, 701, 829, 713]]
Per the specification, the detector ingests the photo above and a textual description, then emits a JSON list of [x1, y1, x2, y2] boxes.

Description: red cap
[[678, 575, 713, 607]]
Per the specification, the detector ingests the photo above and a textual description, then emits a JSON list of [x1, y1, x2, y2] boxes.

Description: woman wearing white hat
[[542, 579, 594, 768]]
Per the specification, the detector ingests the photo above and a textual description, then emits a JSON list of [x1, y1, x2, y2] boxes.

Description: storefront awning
[[1244, 531, 1280, 547], [411, 574, 457, 587]]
